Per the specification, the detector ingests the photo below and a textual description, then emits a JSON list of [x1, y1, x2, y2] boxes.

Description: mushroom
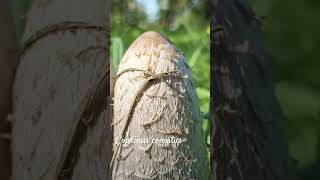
[[112, 31, 208, 180]]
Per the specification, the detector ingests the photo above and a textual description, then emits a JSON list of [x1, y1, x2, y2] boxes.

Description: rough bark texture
[[0, 1, 19, 179], [11, 0, 111, 180], [211, 0, 293, 180], [112, 32, 208, 180]]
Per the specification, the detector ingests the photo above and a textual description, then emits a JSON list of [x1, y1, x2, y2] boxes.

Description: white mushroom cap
[[118, 31, 184, 74]]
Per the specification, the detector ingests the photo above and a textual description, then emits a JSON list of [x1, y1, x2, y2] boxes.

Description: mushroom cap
[[131, 31, 172, 47], [118, 31, 184, 72], [113, 31, 208, 180]]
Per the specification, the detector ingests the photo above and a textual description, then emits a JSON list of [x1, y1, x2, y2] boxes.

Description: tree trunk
[[11, 0, 111, 180], [0, 0, 19, 179], [211, 0, 295, 179]]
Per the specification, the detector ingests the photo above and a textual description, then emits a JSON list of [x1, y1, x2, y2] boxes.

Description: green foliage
[[251, 0, 320, 177], [10, 0, 31, 40], [111, 0, 210, 157]]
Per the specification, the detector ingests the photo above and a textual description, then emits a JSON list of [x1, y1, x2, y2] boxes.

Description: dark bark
[[210, 0, 295, 179], [11, 0, 111, 179], [0, 0, 19, 179]]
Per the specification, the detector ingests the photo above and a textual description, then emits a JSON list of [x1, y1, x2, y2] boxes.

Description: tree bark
[[211, 0, 295, 179], [0, 0, 19, 179], [11, 0, 111, 180]]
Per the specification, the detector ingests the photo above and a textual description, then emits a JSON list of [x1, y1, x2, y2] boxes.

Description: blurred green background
[[250, 0, 320, 179], [8, 0, 320, 179], [111, 0, 211, 158]]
